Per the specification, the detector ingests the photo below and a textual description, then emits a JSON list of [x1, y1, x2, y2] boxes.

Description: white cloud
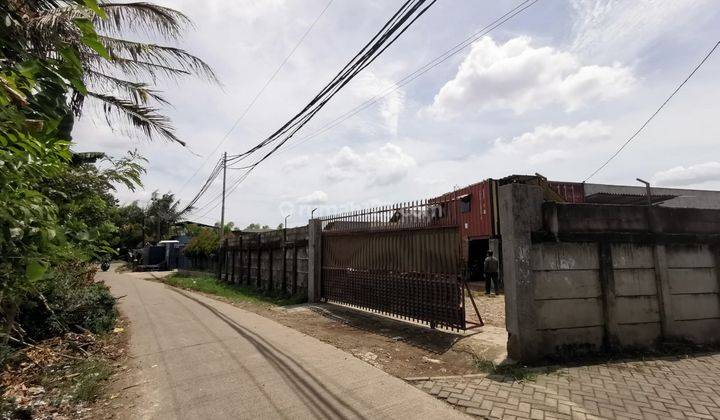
[[296, 190, 328, 204], [570, 0, 713, 61], [491, 121, 612, 164], [324, 143, 416, 187], [282, 155, 310, 171], [426, 36, 635, 117], [652, 162, 720, 187], [351, 72, 404, 135]]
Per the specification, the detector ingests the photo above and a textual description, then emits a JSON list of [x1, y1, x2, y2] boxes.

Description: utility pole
[[219, 152, 227, 237]]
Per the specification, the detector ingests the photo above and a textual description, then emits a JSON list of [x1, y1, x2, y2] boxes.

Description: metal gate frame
[[319, 198, 483, 331]]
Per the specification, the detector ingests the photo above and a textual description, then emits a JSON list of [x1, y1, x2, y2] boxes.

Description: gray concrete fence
[[501, 183, 720, 361]]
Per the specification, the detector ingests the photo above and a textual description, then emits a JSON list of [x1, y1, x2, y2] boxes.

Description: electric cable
[[584, 39, 720, 182], [175, 0, 334, 196]]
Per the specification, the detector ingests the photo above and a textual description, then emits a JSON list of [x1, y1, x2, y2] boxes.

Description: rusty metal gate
[[320, 198, 477, 330]]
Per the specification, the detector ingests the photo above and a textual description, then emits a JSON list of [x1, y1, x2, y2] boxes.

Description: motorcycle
[[100, 256, 111, 272]]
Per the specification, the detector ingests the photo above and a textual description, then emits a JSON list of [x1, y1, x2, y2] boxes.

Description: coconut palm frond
[[87, 91, 185, 145], [99, 36, 218, 83], [87, 54, 191, 81], [97, 2, 193, 39], [85, 70, 170, 105], [22, 6, 87, 53], [27, 6, 88, 34]]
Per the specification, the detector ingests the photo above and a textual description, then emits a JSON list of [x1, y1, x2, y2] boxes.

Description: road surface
[[102, 268, 467, 419]]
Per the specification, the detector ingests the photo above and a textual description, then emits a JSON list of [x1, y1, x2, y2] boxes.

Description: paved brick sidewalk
[[409, 352, 720, 419]]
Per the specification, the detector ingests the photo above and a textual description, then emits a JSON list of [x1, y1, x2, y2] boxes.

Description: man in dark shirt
[[483, 250, 499, 295]]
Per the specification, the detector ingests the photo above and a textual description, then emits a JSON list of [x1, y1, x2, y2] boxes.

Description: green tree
[[183, 228, 219, 259], [213, 221, 236, 235], [115, 202, 146, 249], [145, 192, 182, 242], [7, 0, 217, 144], [0, 0, 214, 340], [42, 150, 146, 256], [245, 223, 270, 230]]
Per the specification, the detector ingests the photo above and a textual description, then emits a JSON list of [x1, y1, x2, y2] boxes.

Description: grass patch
[[163, 273, 306, 306], [72, 358, 113, 402], [474, 357, 538, 382], [36, 357, 113, 404]]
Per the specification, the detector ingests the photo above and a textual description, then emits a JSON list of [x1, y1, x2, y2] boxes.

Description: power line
[[226, 0, 436, 165], [175, 0, 334, 196], [186, 0, 438, 217], [277, 0, 539, 156], [584, 39, 720, 182], [188, 0, 539, 216], [179, 157, 224, 213]]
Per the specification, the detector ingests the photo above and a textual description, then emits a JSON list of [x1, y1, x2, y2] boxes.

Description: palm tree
[[3, 0, 217, 145], [145, 191, 183, 242]]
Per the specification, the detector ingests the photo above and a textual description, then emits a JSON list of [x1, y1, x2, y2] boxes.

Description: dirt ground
[[1, 318, 130, 420], [465, 281, 506, 328], [146, 275, 509, 379]]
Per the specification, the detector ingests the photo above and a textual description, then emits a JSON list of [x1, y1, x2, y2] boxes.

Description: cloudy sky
[[73, 0, 720, 227]]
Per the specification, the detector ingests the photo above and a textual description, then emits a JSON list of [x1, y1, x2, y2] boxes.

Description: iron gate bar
[[320, 198, 467, 330]]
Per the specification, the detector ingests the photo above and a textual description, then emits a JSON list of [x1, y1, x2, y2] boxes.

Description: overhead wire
[[583, 39, 720, 182], [225, 0, 432, 164], [189, 0, 539, 216], [175, 0, 335, 197], [276, 0, 539, 156], [186, 0, 438, 217], [179, 157, 224, 213]]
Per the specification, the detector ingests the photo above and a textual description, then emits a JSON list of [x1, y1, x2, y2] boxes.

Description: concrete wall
[[220, 226, 309, 298], [501, 183, 720, 361]]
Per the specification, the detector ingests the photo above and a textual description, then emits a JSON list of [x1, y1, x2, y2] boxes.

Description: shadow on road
[[169, 288, 369, 420]]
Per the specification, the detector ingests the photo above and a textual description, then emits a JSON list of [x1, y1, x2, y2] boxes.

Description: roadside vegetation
[[163, 273, 306, 306], [473, 357, 540, 382], [1, 0, 214, 416]]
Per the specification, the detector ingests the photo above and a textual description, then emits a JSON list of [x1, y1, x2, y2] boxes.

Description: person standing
[[483, 250, 499, 295]]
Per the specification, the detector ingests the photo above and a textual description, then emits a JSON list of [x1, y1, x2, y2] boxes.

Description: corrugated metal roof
[[584, 192, 677, 205]]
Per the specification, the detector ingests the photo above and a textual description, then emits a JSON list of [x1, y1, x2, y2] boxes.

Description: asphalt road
[[101, 268, 467, 419]]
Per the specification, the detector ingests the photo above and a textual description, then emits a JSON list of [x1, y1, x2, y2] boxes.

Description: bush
[[183, 228, 220, 259], [16, 263, 117, 342]]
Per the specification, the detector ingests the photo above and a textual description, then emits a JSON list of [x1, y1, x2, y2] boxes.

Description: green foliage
[[1, 2, 86, 330], [16, 262, 118, 342], [115, 201, 146, 249], [473, 357, 538, 382], [183, 228, 219, 259], [245, 223, 270, 230], [68, 357, 113, 402], [42, 150, 146, 259], [0, 0, 211, 355], [214, 221, 235, 235], [165, 273, 305, 306], [145, 191, 182, 242]]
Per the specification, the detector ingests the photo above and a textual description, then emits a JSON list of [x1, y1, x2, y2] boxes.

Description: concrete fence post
[[598, 241, 620, 349], [307, 219, 323, 303], [653, 244, 676, 338], [499, 183, 544, 361]]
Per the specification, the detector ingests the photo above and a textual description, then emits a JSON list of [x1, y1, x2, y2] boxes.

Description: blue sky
[[73, 0, 720, 227]]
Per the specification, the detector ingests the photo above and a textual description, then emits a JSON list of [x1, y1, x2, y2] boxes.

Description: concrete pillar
[[307, 219, 323, 303], [489, 238, 501, 256], [598, 242, 620, 349], [653, 244, 676, 338], [499, 183, 544, 361]]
